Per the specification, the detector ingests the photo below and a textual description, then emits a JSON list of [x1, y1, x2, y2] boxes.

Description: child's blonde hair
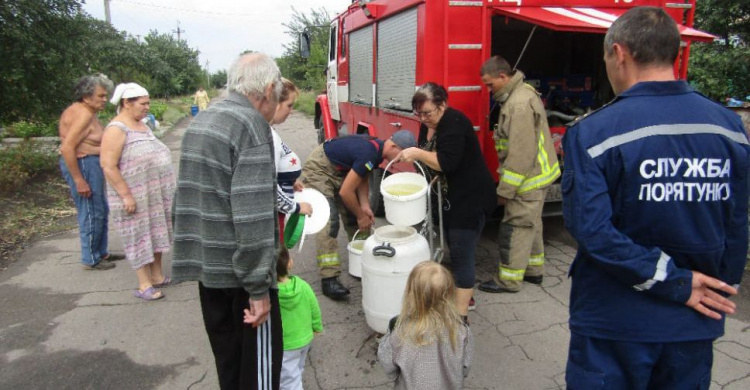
[[395, 261, 462, 350]]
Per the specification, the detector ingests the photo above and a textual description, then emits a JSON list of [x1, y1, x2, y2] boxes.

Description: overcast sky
[[82, 0, 353, 73]]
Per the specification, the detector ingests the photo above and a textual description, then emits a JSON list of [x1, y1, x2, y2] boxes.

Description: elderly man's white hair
[[227, 52, 282, 101]]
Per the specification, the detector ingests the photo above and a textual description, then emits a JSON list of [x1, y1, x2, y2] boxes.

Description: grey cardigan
[[172, 92, 278, 299], [377, 323, 473, 390]]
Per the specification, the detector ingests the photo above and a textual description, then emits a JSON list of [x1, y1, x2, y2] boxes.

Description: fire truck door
[[327, 21, 341, 121]]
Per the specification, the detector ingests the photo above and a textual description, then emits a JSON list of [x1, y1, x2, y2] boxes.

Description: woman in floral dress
[[100, 83, 175, 301]]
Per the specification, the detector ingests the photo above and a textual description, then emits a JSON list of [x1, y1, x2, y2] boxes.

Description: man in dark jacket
[[562, 7, 748, 389]]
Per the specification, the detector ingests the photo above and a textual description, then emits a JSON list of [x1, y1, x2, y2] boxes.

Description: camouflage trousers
[[495, 188, 547, 291], [300, 144, 359, 278]]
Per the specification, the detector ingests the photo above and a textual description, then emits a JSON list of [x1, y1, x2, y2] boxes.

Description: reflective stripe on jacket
[[494, 71, 560, 198]]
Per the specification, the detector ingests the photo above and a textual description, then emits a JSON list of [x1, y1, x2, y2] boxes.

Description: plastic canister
[[361, 225, 430, 334], [347, 229, 365, 278]]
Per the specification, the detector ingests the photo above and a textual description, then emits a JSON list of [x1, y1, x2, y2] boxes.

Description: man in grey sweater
[[172, 52, 283, 390]]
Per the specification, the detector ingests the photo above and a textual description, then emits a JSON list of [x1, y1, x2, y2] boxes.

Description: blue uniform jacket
[[323, 135, 384, 177], [562, 81, 749, 342]]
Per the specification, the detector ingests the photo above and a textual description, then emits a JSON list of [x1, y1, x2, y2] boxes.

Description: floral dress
[[106, 121, 175, 269]]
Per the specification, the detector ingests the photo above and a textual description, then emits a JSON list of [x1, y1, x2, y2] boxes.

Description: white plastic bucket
[[347, 230, 365, 278], [361, 225, 431, 334], [380, 166, 428, 227]]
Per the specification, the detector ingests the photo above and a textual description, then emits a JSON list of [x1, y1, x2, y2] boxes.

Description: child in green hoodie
[[247, 247, 322, 389]]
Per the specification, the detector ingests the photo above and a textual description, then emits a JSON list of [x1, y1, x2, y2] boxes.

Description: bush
[[150, 101, 168, 121], [0, 140, 58, 193], [98, 104, 117, 126], [294, 90, 317, 117], [2, 121, 58, 139]]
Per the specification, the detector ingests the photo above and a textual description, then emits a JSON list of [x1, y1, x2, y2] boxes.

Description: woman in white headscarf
[[100, 83, 176, 301]]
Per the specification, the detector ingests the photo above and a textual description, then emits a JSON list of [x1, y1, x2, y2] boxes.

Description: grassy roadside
[[294, 90, 320, 117], [0, 172, 76, 272]]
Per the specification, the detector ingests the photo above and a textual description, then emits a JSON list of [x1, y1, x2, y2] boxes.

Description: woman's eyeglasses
[[413, 106, 438, 118]]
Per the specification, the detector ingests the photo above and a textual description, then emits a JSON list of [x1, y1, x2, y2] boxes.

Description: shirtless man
[[59, 74, 120, 270]]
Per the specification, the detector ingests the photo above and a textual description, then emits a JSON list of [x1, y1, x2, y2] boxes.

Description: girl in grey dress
[[377, 261, 474, 390]]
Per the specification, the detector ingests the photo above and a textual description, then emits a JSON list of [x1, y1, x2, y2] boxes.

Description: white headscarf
[[110, 83, 149, 106]]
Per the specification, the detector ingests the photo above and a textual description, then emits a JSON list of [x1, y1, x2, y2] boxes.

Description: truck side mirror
[[299, 31, 311, 59]]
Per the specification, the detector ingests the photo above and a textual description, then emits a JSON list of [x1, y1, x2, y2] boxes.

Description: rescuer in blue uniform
[[562, 7, 749, 389]]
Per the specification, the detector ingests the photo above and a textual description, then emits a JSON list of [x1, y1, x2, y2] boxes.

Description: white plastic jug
[[347, 229, 365, 278], [380, 161, 428, 227], [361, 225, 430, 334]]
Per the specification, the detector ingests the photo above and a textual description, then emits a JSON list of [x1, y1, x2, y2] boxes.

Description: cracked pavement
[[1, 109, 748, 389]]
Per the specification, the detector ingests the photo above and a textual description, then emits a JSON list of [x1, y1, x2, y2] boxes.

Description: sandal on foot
[[134, 287, 164, 301], [153, 276, 171, 288]]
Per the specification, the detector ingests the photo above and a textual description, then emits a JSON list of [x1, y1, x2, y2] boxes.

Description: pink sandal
[[153, 276, 171, 288], [134, 287, 164, 301]]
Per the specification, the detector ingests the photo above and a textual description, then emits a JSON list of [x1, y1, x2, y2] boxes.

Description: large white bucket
[[361, 225, 431, 334], [381, 168, 428, 227], [347, 230, 365, 278]]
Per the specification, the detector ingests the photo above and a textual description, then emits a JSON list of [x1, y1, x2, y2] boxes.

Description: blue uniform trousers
[[566, 332, 713, 390]]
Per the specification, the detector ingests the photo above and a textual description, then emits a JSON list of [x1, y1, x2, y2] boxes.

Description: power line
[[172, 20, 185, 41], [115, 0, 265, 18]]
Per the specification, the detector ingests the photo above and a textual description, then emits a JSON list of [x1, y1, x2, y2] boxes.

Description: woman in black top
[[396, 82, 496, 318]]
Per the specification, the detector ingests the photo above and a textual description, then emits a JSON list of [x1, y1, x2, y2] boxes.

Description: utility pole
[[205, 60, 210, 87], [104, 0, 111, 24], [172, 21, 185, 41]]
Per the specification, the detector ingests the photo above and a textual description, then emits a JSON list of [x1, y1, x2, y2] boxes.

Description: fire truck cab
[[309, 0, 714, 215]]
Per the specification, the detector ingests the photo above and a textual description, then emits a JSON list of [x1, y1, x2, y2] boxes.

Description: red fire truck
[[304, 0, 714, 214]]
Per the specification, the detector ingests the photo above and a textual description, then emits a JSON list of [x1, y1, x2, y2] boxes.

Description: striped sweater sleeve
[[230, 119, 278, 299]]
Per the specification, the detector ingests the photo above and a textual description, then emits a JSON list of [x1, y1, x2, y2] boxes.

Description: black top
[[419, 107, 496, 229]]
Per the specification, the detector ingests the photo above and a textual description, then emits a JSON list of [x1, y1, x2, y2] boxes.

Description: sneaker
[[101, 253, 126, 261], [468, 297, 476, 311], [82, 259, 116, 271]]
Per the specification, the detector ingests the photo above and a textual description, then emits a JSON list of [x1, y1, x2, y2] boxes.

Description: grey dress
[[377, 323, 473, 390]]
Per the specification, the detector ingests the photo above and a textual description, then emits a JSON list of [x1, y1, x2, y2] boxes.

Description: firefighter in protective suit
[[478, 56, 560, 293]]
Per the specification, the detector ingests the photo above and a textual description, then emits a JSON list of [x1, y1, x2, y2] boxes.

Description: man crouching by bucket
[[300, 131, 416, 300]]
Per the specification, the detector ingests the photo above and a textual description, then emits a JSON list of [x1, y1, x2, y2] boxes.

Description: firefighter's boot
[[322, 277, 350, 300], [524, 216, 545, 285]]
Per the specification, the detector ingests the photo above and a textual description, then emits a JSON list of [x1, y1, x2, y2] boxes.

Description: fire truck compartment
[[490, 15, 614, 127]]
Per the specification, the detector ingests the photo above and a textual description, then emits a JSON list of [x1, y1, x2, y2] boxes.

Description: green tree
[[276, 7, 331, 92], [0, 0, 87, 122], [0, 0, 207, 123], [210, 70, 228, 89], [689, 0, 750, 101], [81, 19, 153, 89], [142, 31, 204, 98]]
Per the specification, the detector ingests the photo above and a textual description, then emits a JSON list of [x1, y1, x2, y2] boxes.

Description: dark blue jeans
[[446, 214, 485, 289], [566, 332, 713, 390], [60, 156, 109, 266]]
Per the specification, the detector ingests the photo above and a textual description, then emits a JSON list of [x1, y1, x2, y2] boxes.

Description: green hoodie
[[278, 275, 323, 350]]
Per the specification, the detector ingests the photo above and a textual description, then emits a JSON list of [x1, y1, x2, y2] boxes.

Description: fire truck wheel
[[369, 168, 385, 217], [317, 123, 325, 144]]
